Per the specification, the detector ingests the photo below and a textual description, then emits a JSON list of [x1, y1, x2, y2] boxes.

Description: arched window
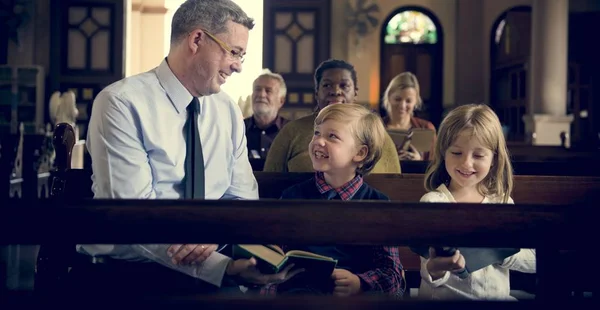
[[380, 7, 443, 127], [384, 11, 438, 45]]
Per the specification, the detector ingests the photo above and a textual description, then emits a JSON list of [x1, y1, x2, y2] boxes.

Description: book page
[[409, 129, 435, 153], [238, 244, 286, 266], [387, 130, 411, 148], [266, 244, 285, 256], [285, 250, 336, 261]]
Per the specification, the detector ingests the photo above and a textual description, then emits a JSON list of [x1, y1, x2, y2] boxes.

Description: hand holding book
[[232, 244, 338, 278], [425, 247, 466, 280], [411, 246, 520, 279], [226, 257, 305, 285]]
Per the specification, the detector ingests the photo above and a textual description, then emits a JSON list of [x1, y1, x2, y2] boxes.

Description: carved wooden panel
[[264, 0, 330, 114], [51, 0, 125, 140]]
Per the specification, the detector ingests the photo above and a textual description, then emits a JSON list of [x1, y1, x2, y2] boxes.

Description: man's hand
[[226, 258, 305, 285], [331, 268, 362, 296], [425, 247, 466, 280], [167, 244, 218, 265]]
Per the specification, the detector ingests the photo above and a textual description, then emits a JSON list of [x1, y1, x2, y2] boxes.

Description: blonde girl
[[418, 104, 535, 300]]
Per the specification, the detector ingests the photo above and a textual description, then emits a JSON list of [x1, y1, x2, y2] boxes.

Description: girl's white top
[[418, 184, 536, 300]]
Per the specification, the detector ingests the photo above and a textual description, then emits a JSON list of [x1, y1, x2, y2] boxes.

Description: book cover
[[232, 244, 338, 277], [387, 128, 435, 153], [409, 246, 520, 274]]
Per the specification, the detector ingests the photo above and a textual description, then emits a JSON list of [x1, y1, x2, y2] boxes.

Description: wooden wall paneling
[[263, 0, 331, 119], [50, 0, 125, 141]]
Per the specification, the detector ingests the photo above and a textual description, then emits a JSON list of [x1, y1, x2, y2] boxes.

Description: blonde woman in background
[[382, 72, 436, 161]]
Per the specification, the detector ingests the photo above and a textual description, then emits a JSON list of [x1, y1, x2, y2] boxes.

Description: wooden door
[[50, 0, 125, 140], [263, 0, 331, 120], [568, 12, 599, 147], [380, 8, 443, 128], [380, 44, 442, 126], [490, 7, 531, 142]]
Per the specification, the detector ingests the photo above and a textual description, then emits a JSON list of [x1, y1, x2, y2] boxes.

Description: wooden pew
[[47, 123, 599, 205], [0, 198, 594, 306], [252, 172, 597, 290], [255, 172, 599, 205], [251, 157, 600, 176], [2, 293, 595, 309], [400, 159, 600, 176], [43, 123, 599, 291]]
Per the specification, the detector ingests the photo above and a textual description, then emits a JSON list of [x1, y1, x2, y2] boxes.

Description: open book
[[410, 246, 520, 275], [232, 244, 338, 277], [387, 128, 435, 154]]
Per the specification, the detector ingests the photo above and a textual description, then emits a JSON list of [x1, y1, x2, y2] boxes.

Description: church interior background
[[1, 0, 599, 292]]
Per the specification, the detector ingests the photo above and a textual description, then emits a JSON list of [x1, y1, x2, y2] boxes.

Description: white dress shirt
[[418, 185, 536, 300], [81, 59, 259, 287]]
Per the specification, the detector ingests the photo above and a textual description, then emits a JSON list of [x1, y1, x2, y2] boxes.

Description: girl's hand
[[425, 247, 466, 280]]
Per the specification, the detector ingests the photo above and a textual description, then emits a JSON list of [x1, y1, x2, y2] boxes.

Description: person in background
[[263, 59, 401, 173], [381, 72, 436, 161], [244, 69, 290, 159]]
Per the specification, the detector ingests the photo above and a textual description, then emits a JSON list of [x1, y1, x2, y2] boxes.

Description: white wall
[[219, 0, 264, 104]]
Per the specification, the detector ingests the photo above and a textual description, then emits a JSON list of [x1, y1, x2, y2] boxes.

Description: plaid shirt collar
[[314, 171, 363, 201]]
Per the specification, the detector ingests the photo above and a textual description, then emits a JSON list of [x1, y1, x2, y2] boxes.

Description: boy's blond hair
[[382, 72, 422, 115], [424, 104, 514, 203], [315, 104, 386, 175]]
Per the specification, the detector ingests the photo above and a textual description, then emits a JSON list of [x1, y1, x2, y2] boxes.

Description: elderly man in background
[[244, 69, 290, 159]]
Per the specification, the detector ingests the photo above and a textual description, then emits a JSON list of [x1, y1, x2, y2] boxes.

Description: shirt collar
[[156, 58, 194, 114], [314, 171, 363, 201]]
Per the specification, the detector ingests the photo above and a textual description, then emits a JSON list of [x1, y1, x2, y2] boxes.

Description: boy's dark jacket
[[281, 176, 389, 201], [276, 176, 389, 294]]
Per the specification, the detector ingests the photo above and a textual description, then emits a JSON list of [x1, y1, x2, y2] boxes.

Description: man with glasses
[[79, 0, 300, 296]]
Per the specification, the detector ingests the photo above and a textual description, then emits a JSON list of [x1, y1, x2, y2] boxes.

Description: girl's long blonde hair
[[424, 104, 513, 202]]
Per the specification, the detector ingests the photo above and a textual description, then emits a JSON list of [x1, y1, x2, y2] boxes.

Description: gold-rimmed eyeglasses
[[201, 29, 245, 64]]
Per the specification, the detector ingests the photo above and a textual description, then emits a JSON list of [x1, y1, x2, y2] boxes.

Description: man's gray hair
[[256, 69, 287, 99], [170, 0, 255, 45]]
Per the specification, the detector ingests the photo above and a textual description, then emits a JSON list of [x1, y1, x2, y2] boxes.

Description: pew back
[[52, 170, 599, 205], [50, 169, 596, 286], [256, 172, 598, 204], [37, 123, 594, 298]]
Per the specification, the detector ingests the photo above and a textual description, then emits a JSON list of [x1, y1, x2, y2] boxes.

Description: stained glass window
[[384, 11, 437, 44]]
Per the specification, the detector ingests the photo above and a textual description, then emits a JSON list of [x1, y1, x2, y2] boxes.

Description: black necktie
[[185, 97, 205, 199]]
